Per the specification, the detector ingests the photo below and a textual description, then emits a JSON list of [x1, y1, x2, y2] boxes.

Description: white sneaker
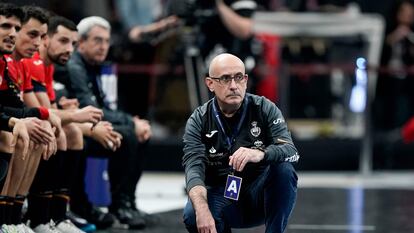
[[33, 220, 62, 233], [55, 220, 85, 233], [2, 224, 23, 233], [16, 223, 35, 233]]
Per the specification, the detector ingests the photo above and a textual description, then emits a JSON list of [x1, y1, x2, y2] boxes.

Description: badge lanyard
[[212, 97, 249, 152], [212, 97, 248, 201]]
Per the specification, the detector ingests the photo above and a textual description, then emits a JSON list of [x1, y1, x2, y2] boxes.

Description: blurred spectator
[[114, 0, 162, 30], [193, 0, 257, 69], [116, 0, 178, 45], [166, 0, 259, 101], [376, 0, 414, 131], [374, 0, 414, 168]]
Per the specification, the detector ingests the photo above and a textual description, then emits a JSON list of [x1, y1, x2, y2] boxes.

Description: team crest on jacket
[[254, 140, 263, 147], [250, 121, 261, 137]]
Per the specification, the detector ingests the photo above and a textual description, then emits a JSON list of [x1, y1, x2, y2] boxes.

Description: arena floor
[[95, 171, 414, 233]]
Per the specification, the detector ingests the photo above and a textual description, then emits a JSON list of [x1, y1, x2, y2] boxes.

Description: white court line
[[298, 172, 414, 189], [289, 224, 376, 231]]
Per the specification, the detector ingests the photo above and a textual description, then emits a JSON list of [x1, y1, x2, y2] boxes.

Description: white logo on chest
[[33, 60, 43, 66], [206, 130, 218, 138]]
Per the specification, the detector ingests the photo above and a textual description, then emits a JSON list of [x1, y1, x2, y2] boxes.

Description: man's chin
[[56, 60, 67, 66], [58, 57, 69, 65], [225, 96, 243, 105], [25, 52, 35, 58], [95, 55, 106, 63]]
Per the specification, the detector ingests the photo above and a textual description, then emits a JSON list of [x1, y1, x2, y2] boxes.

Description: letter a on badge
[[227, 181, 238, 193], [224, 175, 242, 200]]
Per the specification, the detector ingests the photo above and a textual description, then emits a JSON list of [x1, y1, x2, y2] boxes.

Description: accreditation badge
[[224, 174, 242, 200]]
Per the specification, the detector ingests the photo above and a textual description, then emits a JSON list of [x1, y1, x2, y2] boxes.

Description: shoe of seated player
[[2, 224, 23, 233], [109, 204, 146, 230], [71, 206, 114, 229], [16, 223, 35, 233], [65, 211, 96, 233], [32, 220, 62, 233], [55, 219, 85, 233]]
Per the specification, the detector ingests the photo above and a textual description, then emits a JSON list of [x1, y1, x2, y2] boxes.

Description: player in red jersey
[[22, 14, 122, 233], [0, 4, 60, 233]]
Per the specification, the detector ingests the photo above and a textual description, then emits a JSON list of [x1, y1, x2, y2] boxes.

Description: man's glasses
[[209, 73, 247, 85]]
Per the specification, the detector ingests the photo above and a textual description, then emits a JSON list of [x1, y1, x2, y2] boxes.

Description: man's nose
[[229, 78, 238, 89], [33, 38, 41, 47], [10, 29, 17, 38], [67, 44, 74, 53]]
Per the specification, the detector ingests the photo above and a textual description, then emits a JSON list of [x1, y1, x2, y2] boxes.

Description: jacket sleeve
[[0, 112, 11, 131], [0, 104, 41, 119], [182, 108, 207, 193], [66, 60, 134, 126], [262, 99, 300, 163]]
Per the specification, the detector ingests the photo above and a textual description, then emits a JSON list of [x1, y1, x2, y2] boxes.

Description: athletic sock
[[49, 150, 70, 223], [28, 151, 63, 227], [26, 192, 53, 227], [11, 195, 25, 224], [0, 195, 7, 224], [63, 150, 82, 191], [51, 189, 70, 223], [50, 149, 82, 223], [0, 152, 11, 189], [4, 196, 14, 224]]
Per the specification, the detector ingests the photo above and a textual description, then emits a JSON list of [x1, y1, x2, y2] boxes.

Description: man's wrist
[[254, 147, 266, 161], [8, 117, 18, 128], [89, 127, 95, 138], [38, 107, 50, 120], [68, 109, 77, 123], [195, 203, 210, 215]]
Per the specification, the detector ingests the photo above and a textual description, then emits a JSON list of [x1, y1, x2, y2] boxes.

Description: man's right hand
[[188, 186, 217, 233], [39, 120, 58, 160], [21, 117, 54, 144], [133, 116, 152, 143], [388, 25, 413, 44], [48, 112, 62, 137], [72, 106, 103, 124], [196, 208, 217, 233], [10, 119, 30, 160], [91, 121, 122, 151]]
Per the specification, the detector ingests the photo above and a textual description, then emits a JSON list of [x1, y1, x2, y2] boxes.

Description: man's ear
[[205, 78, 214, 92], [42, 34, 50, 48], [77, 37, 87, 50]]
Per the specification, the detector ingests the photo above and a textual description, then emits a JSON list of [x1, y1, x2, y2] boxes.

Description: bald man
[[182, 53, 299, 233]]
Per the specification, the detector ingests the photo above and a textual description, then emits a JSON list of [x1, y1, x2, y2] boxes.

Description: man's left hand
[[133, 116, 152, 143], [229, 147, 265, 172]]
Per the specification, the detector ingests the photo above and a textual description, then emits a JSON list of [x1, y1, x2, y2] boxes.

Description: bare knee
[[64, 123, 83, 150], [57, 130, 67, 151]]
